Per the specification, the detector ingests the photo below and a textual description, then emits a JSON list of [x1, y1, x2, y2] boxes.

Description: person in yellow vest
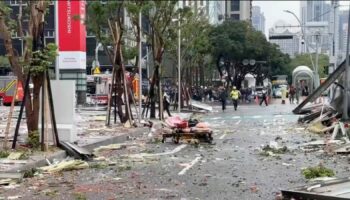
[[281, 86, 287, 104], [230, 86, 241, 111]]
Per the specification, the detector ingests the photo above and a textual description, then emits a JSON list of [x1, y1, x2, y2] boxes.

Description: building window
[[230, 14, 240, 21], [231, 0, 240, 12]]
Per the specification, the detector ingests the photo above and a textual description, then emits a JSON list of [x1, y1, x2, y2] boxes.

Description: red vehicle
[[86, 74, 111, 105], [0, 76, 24, 106]]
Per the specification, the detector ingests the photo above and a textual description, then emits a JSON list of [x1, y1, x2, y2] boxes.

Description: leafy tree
[[87, 1, 133, 125], [178, 8, 212, 87], [209, 20, 290, 89], [289, 53, 329, 78], [142, 1, 179, 119], [0, 0, 57, 134], [0, 56, 10, 68]]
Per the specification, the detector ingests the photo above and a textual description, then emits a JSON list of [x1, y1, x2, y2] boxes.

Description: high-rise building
[[269, 21, 301, 58], [300, 1, 331, 54], [224, 0, 252, 21], [338, 9, 348, 60], [208, 1, 226, 25], [301, 1, 330, 23], [179, 1, 225, 25], [252, 6, 265, 34]]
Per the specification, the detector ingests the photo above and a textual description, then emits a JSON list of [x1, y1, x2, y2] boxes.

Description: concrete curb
[[5, 128, 145, 173]]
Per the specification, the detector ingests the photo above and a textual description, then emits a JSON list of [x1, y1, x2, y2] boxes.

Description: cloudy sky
[[252, 0, 350, 36]]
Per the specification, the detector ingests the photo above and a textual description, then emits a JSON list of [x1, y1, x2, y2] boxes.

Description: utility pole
[[138, 11, 142, 122], [314, 33, 320, 89], [343, 3, 350, 120], [177, 14, 181, 113]]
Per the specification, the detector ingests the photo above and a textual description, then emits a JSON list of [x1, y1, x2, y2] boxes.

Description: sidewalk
[[0, 105, 193, 173]]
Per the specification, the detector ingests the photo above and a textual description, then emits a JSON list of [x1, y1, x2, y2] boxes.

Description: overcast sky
[[252, 0, 350, 36]]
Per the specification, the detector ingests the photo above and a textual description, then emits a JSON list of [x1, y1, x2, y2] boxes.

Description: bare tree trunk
[[0, 1, 47, 133]]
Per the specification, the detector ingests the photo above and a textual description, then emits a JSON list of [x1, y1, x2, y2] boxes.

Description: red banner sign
[[58, 0, 86, 51], [57, 0, 86, 69]]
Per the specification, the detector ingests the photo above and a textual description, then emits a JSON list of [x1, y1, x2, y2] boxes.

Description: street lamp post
[[172, 15, 181, 113], [284, 10, 319, 91], [177, 15, 181, 113], [284, 10, 305, 53], [138, 11, 142, 122], [342, 4, 350, 120]]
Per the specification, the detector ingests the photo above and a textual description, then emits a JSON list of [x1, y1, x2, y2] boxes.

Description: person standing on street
[[163, 93, 172, 117], [230, 86, 241, 111], [288, 85, 296, 104], [219, 87, 227, 112], [259, 87, 268, 106], [295, 83, 301, 104]]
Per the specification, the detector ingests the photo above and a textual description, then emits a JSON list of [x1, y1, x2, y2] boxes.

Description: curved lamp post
[[283, 10, 319, 90]]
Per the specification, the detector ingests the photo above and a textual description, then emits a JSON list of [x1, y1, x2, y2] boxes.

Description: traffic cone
[[255, 95, 259, 104]]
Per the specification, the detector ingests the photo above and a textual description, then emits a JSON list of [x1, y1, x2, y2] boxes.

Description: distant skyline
[[252, 0, 350, 36]]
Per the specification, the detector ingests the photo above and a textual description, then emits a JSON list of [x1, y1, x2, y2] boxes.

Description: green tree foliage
[[0, 0, 57, 133], [209, 20, 291, 88], [142, 1, 179, 119], [87, 1, 134, 124], [164, 7, 213, 87], [0, 56, 10, 68], [289, 53, 329, 78]]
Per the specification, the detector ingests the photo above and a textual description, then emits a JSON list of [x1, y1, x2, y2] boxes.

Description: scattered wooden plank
[[0, 159, 27, 164]]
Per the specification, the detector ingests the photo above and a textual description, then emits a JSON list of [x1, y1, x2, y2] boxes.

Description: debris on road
[[259, 141, 289, 156], [282, 177, 350, 199], [39, 159, 89, 173], [0, 172, 23, 186], [93, 143, 143, 155], [158, 116, 213, 144], [6, 152, 23, 160], [59, 141, 93, 160]]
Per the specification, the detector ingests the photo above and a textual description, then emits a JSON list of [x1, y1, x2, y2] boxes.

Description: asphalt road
[[3, 101, 350, 200]]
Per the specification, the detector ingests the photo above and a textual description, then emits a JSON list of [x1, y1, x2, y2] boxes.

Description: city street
[[2, 0, 350, 199], [3, 101, 350, 200]]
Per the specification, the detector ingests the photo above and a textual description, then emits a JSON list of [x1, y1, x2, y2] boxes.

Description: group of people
[[219, 86, 269, 112]]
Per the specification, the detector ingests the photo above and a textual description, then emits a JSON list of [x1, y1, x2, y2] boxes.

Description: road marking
[[232, 116, 241, 119], [235, 120, 241, 125], [178, 156, 202, 175], [274, 115, 283, 118], [252, 115, 262, 119], [219, 133, 227, 139]]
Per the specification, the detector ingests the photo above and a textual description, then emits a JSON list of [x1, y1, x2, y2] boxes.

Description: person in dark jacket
[[163, 93, 172, 117], [219, 87, 227, 112], [259, 88, 268, 106]]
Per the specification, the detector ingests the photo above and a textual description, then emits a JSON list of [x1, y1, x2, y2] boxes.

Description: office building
[[300, 1, 331, 54], [252, 6, 265, 34], [225, 0, 252, 21], [269, 21, 301, 58]]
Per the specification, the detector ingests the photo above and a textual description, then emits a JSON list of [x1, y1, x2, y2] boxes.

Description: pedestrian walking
[[219, 87, 227, 112], [288, 85, 296, 104], [281, 86, 287, 104], [295, 83, 301, 104], [163, 93, 172, 117], [259, 87, 268, 106], [230, 86, 241, 111]]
